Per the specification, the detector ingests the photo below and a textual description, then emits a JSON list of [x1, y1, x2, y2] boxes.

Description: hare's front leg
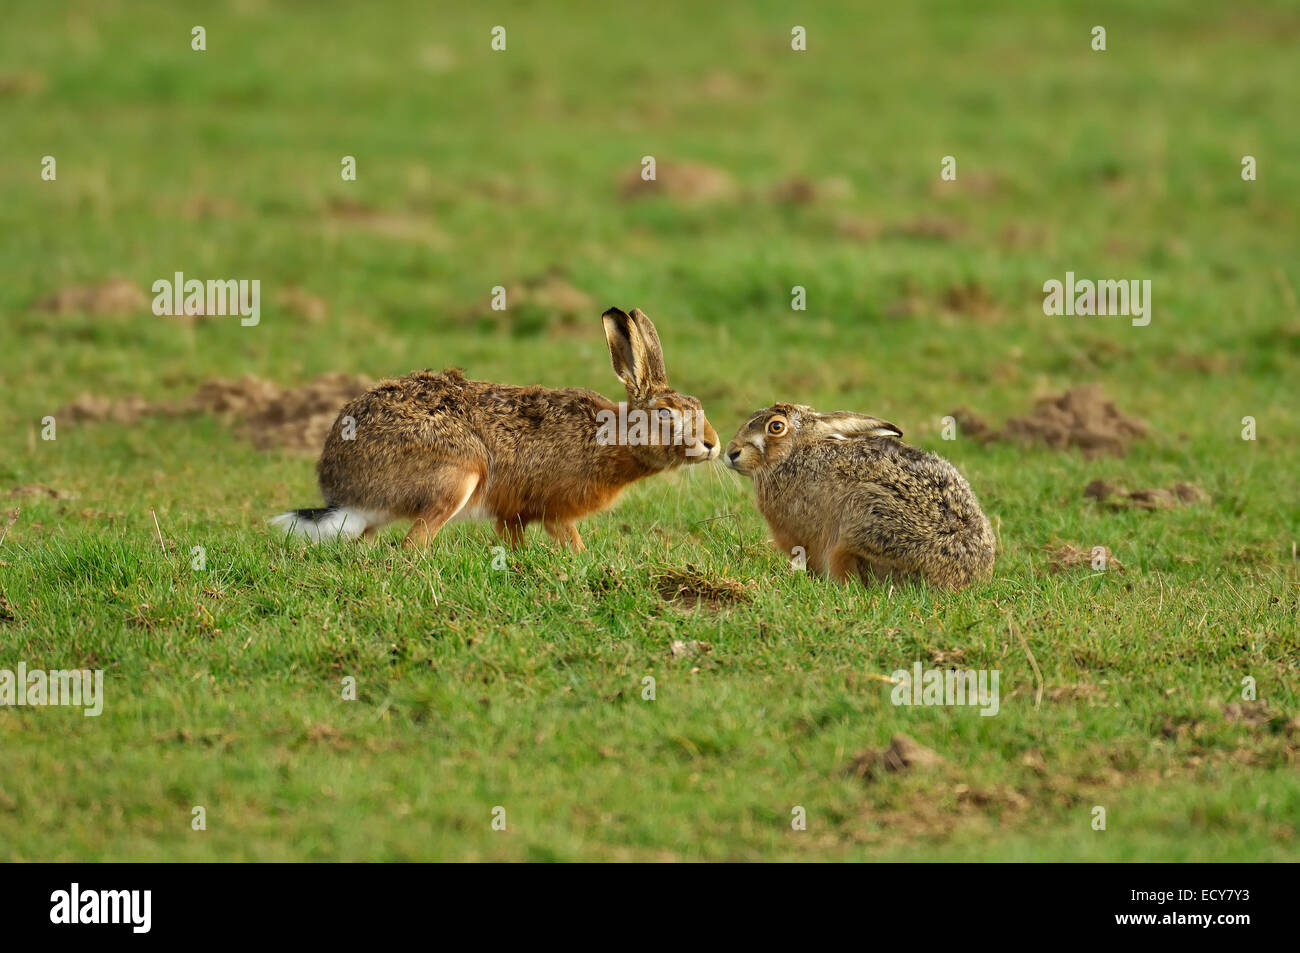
[[402, 469, 479, 549], [494, 516, 527, 549]]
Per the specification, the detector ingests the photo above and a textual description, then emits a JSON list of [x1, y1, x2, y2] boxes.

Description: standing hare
[[272, 307, 720, 549], [724, 403, 995, 589]]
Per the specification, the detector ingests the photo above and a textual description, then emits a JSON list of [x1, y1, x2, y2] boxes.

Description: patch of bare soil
[[1083, 479, 1210, 510], [1044, 684, 1109, 704], [697, 69, 745, 100], [0, 71, 46, 96], [324, 197, 445, 245], [927, 647, 968, 667], [276, 286, 329, 324], [885, 282, 1001, 321], [77, 508, 127, 523], [55, 373, 373, 454], [619, 161, 736, 203], [769, 176, 853, 205], [940, 281, 1001, 320], [6, 484, 78, 501], [59, 394, 160, 424], [181, 194, 245, 221], [669, 639, 713, 659], [1163, 702, 1298, 742], [846, 734, 948, 781], [33, 277, 147, 316], [952, 385, 1146, 457], [882, 217, 964, 241], [835, 216, 882, 241], [846, 735, 1295, 844], [929, 171, 1001, 198], [654, 566, 751, 611], [1046, 544, 1123, 573], [1222, 701, 1289, 732], [953, 783, 1031, 811], [998, 222, 1052, 250]]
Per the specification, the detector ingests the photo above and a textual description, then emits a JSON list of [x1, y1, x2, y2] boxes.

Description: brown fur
[[725, 403, 995, 590], [305, 307, 719, 549]]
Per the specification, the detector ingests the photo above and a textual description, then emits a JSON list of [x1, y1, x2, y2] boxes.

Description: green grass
[[1, 0, 1297, 860]]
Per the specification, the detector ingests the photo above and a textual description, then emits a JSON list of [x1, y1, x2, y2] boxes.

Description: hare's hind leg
[[828, 541, 909, 588], [826, 544, 863, 584], [543, 520, 585, 552], [402, 469, 480, 549]]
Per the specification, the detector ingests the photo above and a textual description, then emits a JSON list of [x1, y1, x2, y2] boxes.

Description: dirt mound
[[498, 272, 595, 336], [1083, 480, 1210, 510], [33, 277, 147, 316], [654, 566, 751, 610], [948, 406, 993, 439], [619, 161, 736, 203], [846, 734, 948, 781], [1003, 386, 1146, 455], [193, 373, 373, 452], [56, 373, 373, 454], [951, 386, 1146, 457]]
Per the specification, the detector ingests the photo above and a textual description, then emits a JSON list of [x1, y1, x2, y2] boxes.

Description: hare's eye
[[767, 419, 786, 436]]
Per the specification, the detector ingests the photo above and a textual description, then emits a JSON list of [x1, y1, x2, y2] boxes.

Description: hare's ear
[[603, 307, 667, 399], [628, 308, 669, 387], [810, 411, 902, 440]]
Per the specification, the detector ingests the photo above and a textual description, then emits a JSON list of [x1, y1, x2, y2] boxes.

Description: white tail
[[269, 506, 381, 543]]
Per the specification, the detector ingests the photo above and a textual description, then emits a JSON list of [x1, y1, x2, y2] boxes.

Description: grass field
[[1, 0, 1297, 861]]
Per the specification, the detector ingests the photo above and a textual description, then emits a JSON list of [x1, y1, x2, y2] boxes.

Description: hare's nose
[[726, 448, 741, 463]]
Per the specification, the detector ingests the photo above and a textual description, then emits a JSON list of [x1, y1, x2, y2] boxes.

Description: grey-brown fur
[[724, 403, 995, 590]]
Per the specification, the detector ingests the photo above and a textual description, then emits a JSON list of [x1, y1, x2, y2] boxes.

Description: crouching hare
[[724, 404, 994, 589], [272, 307, 720, 549]]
